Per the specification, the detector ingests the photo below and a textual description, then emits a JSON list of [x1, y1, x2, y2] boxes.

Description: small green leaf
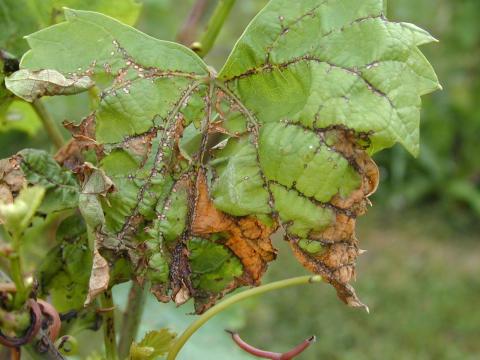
[[0, 185, 45, 237], [16, 149, 80, 212], [129, 329, 176, 360], [79, 166, 114, 229]]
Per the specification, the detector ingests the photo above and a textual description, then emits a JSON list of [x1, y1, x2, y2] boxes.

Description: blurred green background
[[1, 0, 479, 359]]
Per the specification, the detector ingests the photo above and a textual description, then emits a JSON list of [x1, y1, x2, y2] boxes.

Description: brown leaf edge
[[288, 127, 379, 311], [190, 169, 277, 312], [151, 169, 277, 314]]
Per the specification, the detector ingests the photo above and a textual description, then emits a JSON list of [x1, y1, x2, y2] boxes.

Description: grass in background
[[240, 207, 480, 360]]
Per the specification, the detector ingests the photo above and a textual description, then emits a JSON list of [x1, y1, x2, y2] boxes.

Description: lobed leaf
[[220, 0, 441, 156], [0, 0, 141, 57], [18, 1, 440, 312]]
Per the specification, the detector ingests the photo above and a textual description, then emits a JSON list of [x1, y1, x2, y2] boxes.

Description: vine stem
[[192, 0, 237, 58], [177, 0, 208, 46], [2, 231, 27, 309], [9, 254, 26, 309], [99, 290, 118, 360], [118, 282, 147, 359], [166, 275, 323, 360], [32, 99, 65, 150]]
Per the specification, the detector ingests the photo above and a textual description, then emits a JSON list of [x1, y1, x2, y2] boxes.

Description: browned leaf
[[289, 127, 379, 310], [0, 157, 26, 203], [57, 115, 101, 169], [192, 170, 277, 285], [84, 248, 110, 305]]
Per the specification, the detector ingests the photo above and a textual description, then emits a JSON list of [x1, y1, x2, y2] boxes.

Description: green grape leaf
[[0, 0, 141, 135], [219, 0, 441, 156], [5, 69, 94, 102], [1, 149, 80, 213], [129, 329, 176, 360], [0, 0, 142, 57], [19, 2, 439, 312]]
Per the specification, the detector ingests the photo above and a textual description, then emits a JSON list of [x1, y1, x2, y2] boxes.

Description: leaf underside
[[9, 0, 439, 313]]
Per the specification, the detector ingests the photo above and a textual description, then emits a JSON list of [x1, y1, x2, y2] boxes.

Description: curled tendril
[[0, 298, 62, 352], [37, 299, 61, 342], [0, 299, 42, 348], [226, 330, 316, 360]]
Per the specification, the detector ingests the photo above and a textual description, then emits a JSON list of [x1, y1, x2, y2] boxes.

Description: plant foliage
[[0, 0, 439, 319]]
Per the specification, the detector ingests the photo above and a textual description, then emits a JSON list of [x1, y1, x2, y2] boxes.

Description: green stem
[[167, 275, 323, 360], [100, 290, 118, 360], [9, 253, 27, 309], [32, 99, 65, 150], [192, 0, 236, 58], [118, 282, 147, 359], [2, 226, 27, 310]]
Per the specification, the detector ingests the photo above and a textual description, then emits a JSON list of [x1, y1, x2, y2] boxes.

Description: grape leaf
[[38, 214, 92, 312], [13, 149, 80, 212], [0, 0, 142, 136], [0, 0, 142, 57], [0, 149, 79, 213], [19, 1, 439, 312]]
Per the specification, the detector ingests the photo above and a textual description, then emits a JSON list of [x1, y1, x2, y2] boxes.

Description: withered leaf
[[85, 248, 110, 306], [0, 157, 26, 203], [5, 69, 94, 102], [18, 3, 439, 312], [78, 165, 115, 305]]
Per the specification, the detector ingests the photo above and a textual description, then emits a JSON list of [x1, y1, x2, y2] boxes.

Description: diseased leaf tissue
[[1, 0, 439, 313]]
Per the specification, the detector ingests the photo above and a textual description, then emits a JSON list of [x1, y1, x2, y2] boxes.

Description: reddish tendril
[[226, 330, 316, 360], [37, 299, 61, 342], [0, 299, 42, 348]]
